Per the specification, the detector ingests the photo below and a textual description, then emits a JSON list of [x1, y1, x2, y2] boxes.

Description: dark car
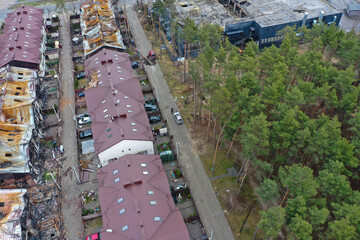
[[79, 129, 92, 139], [131, 61, 139, 69], [78, 91, 85, 98], [76, 72, 85, 79], [149, 116, 161, 124]]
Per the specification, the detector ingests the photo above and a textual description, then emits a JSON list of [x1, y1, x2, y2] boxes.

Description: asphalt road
[[127, 6, 235, 240]]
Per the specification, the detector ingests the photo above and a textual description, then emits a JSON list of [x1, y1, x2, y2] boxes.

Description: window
[[150, 201, 157, 205], [143, 171, 149, 175], [119, 208, 126, 215], [141, 163, 147, 167], [113, 169, 119, 175], [147, 190, 154, 195], [154, 217, 161, 222], [114, 178, 120, 183], [122, 225, 129, 232], [117, 198, 124, 203]]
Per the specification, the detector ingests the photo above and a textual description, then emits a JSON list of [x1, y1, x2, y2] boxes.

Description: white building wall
[[98, 140, 154, 166]]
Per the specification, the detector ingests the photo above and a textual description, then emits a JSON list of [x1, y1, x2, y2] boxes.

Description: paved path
[[210, 167, 238, 181], [127, 6, 235, 240], [59, 14, 84, 240]]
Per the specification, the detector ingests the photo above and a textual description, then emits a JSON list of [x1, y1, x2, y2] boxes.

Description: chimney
[[134, 178, 142, 184], [108, 59, 113, 63], [318, 11, 324, 22], [301, 12, 308, 27], [101, 60, 106, 65]]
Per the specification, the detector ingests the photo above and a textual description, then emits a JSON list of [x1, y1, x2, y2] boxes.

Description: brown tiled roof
[[98, 155, 190, 240], [84, 49, 153, 154], [0, 5, 43, 68]]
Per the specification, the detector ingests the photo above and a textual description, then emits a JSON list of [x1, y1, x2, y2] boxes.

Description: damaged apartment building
[[80, 1, 190, 238], [80, 0, 126, 57], [0, 5, 56, 240]]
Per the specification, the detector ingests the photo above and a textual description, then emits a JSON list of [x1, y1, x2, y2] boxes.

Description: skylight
[[126, 105, 131, 108], [119, 208, 126, 215], [128, 110, 133, 113], [102, 100, 106, 104], [150, 201, 157, 205], [147, 190, 154, 195], [113, 169, 119, 175], [131, 123, 136, 126], [143, 171, 149, 175], [132, 129, 138, 132], [103, 109, 108, 113], [124, 96, 129, 99], [141, 163, 147, 167], [114, 177, 120, 183], [122, 225, 129, 232], [117, 198, 124, 203], [108, 134, 113, 139], [154, 217, 161, 222]]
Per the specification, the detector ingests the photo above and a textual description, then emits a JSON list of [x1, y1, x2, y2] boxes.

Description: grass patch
[[77, 78, 88, 89], [84, 217, 103, 229], [212, 176, 261, 240], [200, 145, 234, 177], [10, 0, 56, 9], [49, 70, 56, 76]]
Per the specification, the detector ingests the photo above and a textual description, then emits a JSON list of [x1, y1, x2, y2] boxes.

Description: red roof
[[84, 49, 153, 154], [0, 5, 44, 68], [98, 155, 190, 240]]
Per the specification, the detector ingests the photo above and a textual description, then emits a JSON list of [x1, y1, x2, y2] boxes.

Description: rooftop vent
[[126, 158, 131, 166], [134, 178, 142, 184], [123, 180, 132, 188]]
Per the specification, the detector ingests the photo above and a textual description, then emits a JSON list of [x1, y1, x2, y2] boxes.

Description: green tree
[[256, 178, 279, 204], [289, 214, 313, 240], [327, 219, 357, 240], [258, 206, 286, 239], [279, 164, 318, 199]]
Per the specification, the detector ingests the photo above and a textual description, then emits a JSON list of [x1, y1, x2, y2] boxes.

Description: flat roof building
[[98, 154, 190, 240], [223, 0, 343, 48], [84, 49, 154, 166]]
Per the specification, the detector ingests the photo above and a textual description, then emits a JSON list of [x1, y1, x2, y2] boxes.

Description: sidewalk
[[126, 6, 235, 240]]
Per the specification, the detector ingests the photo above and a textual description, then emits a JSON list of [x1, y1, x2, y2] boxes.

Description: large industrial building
[[223, 0, 343, 48]]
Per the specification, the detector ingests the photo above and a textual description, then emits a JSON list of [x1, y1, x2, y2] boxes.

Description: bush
[[74, 78, 79, 89], [74, 64, 79, 72]]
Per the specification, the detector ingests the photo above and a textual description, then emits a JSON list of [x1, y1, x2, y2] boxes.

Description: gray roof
[[348, 3, 360, 11], [242, 0, 341, 27]]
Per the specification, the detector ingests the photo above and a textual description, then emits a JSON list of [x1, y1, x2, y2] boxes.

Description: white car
[[78, 116, 91, 125], [173, 112, 183, 125]]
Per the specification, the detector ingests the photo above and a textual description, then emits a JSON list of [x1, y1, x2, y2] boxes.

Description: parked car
[[78, 91, 85, 98], [78, 116, 91, 125], [144, 103, 157, 111], [149, 115, 161, 124], [79, 129, 92, 139], [173, 112, 183, 124], [85, 232, 100, 240], [131, 61, 139, 69], [76, 72, 85, 79]]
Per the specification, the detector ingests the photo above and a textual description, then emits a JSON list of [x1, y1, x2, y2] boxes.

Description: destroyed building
[[84, 49, 154, 166], [223, 0, 343, 48], [80, 0, 126, 57], [0, 189, 27, 240], [98, 154, 190, 240], [0, 5, 45, 175], [0, 6, 48, 240]]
